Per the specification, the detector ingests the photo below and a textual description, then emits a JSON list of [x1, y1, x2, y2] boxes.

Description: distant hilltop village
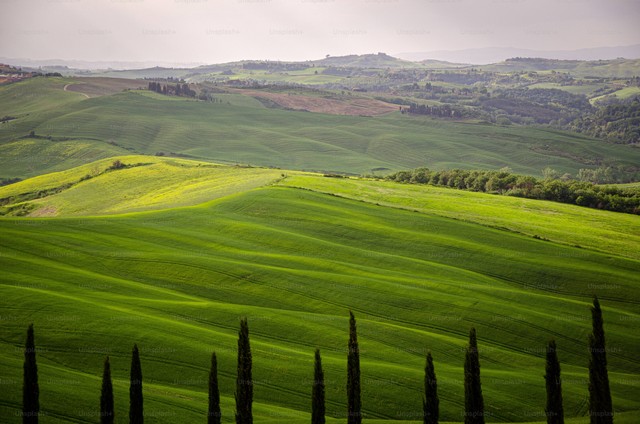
[[0, 64, 61, 84]]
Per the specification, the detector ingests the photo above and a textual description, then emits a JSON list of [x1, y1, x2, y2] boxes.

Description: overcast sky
[[2, 0, 639, 65]]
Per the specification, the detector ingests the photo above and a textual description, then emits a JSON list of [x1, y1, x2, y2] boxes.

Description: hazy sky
[[2, 0, 639, 64]]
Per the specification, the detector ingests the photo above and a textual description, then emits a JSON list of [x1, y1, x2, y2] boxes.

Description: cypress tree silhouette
[[22, 323, 39, 424], [464, 328, 484, 424], [209, 352, 221, 424], [312, 349, 326, 424], [588, 296, 613, 424], [424, 351, 439, 424], [129, 344, 143, 424], [100, 356, 114, 424], [235, 318, 253, 424], [347, 311, 361, 424], [545, 340, 564, 424]]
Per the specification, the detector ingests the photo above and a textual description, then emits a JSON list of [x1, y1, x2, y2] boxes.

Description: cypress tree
[[588, 296, 613, 424], [129, 344, 143, 424], [464, 328, 484, 424], [22, 323, 39, 424], [235, 318, 253, 424], [312, 349, 325, 424], [545, 340, 564, 424], [424, 351, 439, 424], [101, 356, 114, 424], [347, 311, 361, 424], [209, 352, 221, 424]]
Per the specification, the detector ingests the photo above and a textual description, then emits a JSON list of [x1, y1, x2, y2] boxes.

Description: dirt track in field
[[63, 77, 146, 98]]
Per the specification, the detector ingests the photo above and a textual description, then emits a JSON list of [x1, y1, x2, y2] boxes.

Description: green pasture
[[3, 78, 640, 180], [0, 163, 638, 422]]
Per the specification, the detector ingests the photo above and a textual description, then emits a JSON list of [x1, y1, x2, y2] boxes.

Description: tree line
[[147, 81, 196, 98], [482, 88, 592, 125], [386, 167, 640, 215], [20, 297, 613, 424], [401, 103, 465, 119]]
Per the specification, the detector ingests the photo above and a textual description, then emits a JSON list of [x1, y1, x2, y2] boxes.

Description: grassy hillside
[[0, 138, 129, 179], [280, 175, 640, 261], [0, 156, 287, 216], [3, 78, 640, 180], [312, 53, 421, 69], [0, 77, 122, 178], [480, 58, 640, 78], [591, 86, 640, 104], [0, 162, 638, 422], [61, 77, 147, 98], [0, 77, 82, 115], [3, 158, 638, 261]]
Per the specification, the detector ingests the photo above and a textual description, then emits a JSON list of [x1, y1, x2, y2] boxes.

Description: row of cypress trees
[[21, 297, 614, 423], [422, 297, 613, 424]]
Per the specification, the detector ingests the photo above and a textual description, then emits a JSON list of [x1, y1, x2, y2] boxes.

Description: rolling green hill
[[312, 53, 421, 69], [279, 175, 640, 261], [480, 58, 640, 78], [0, 137, 129, 179], [0, 77, 131, 178], [2, 158, 638, 262], [0, 156, 288, 216], [0, 160, 638, 423], [2, 78, 640, 181], [86, 54, 421, 81]]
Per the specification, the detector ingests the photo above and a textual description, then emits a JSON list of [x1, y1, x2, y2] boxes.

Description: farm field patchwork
[[3, 78, 640, 179]]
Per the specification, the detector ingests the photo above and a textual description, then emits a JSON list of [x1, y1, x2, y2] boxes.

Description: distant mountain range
[[2, 53, 423, 71], [3, 47, 640, 76], [396, 44, 640, 64]]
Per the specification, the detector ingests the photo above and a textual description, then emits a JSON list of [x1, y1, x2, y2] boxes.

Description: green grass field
[[525, 83, 608, 98], [608, 182, 640, 189], [279, 175, 640, 261], [0, 155, 289, 216], [1, 73, 639, 423], [480, 59, 640, 78], [590, 86, 640, 104], [3, 78, 640, 180], [0, 138, 129, 179], [1, 160, 638, 423]]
